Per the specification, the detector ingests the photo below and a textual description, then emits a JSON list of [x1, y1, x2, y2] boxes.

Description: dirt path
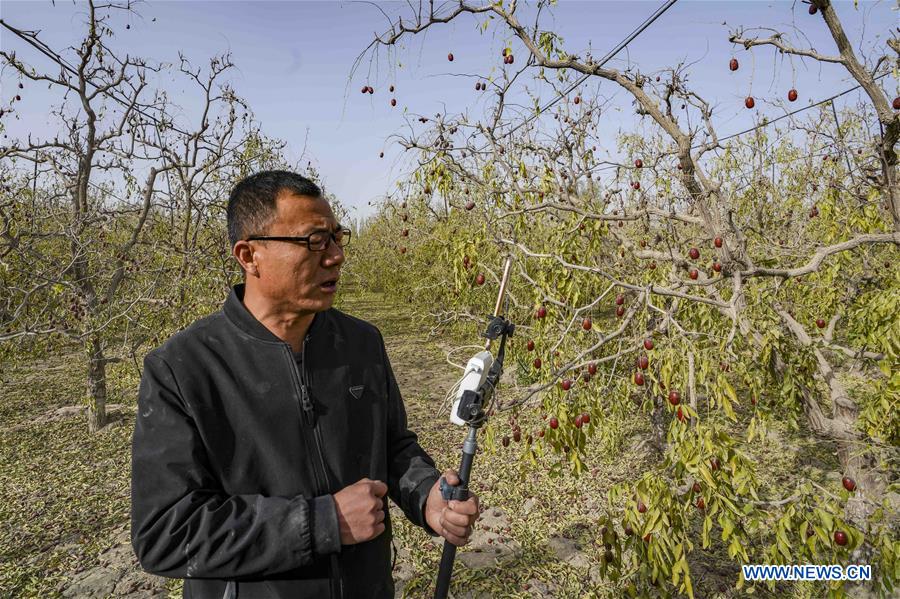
[[4, 291, 749, 598], [33, 291, 481, 599]]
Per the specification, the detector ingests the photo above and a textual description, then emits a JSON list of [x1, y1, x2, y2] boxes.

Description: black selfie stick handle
[[434, 256, 513, 599], [433, 427, 477, 599]]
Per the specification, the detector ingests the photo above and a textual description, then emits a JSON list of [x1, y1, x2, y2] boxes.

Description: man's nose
[[323, 241, 345, 264]]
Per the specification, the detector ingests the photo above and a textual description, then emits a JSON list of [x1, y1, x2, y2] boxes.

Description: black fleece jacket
[[131, 285, 442, 599]]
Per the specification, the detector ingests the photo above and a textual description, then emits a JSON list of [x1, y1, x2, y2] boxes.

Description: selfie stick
[[433, 255, 515, 599]]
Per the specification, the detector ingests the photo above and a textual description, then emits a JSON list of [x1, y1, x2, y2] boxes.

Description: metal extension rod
[[434, 255, 514, 599]]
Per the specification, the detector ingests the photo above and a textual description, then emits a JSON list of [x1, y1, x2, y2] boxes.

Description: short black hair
[[226, 170, 322, 247]]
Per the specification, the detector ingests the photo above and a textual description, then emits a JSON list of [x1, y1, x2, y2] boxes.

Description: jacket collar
[[224, 284, 327, 344]]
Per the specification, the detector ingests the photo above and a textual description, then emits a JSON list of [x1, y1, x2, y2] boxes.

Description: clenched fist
[[424, 469, 480, 547], [333, 478, 388, 545]]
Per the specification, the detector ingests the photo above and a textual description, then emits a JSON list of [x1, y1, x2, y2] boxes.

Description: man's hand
[[424, 469, 480, 547], [333, 478, 388, 545]]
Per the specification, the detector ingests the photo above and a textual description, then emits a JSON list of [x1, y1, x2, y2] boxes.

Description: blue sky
[[2, 1, 896, 221]]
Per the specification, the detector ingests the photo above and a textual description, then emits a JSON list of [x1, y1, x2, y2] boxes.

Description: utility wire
[[470, 0, 888, 162], [497, 0, 680, 142], [699, 72, 890, 148], [0, 17, 194, 138], [6, 2, 680, 155]]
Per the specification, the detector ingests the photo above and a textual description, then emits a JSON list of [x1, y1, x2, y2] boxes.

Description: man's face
[[248, 192, 345, 314]]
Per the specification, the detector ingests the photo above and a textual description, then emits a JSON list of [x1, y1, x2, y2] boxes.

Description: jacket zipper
[[293, 335, 343, 599], [298, 337, 333, 487]]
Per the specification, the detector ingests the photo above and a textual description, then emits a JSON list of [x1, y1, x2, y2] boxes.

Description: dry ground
[[1, 290, 828, 598]]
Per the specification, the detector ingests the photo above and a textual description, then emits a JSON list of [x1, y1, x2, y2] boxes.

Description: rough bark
[[86, 334, 108, 433]]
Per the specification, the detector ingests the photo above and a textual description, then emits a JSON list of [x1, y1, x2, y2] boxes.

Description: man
[[131, 170, 480, 598]]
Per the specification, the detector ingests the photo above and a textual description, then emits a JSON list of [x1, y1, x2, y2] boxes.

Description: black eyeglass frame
[[245, 228, 352, 251]]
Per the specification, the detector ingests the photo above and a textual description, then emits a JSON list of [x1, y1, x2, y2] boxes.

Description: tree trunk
[[775, 309, 888, 523], [86, 333, 108, 433], [732, 305, 889, 524]]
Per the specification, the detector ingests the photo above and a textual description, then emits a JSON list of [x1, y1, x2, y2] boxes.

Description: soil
[[2, 291, 763, 598]]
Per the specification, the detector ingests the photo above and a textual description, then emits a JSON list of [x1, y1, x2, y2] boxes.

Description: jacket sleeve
[[379, 332, 442, 535], [131, 352, 341, 579]]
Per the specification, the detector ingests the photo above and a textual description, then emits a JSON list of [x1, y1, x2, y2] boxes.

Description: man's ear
[[233, 240, 259, 278]]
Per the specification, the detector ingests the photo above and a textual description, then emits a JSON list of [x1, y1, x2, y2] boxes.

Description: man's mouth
[[320, 277, 339, 291]]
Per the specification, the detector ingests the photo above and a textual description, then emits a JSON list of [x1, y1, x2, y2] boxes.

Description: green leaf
[[722, 517, 735, 542], [815, 508, 834, 531], [719, 376, 738, 421]]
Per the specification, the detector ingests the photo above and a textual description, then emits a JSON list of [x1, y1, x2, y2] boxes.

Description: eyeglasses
[[246, 228, 352, 251]]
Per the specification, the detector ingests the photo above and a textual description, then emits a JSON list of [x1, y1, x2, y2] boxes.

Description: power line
[[498, 0, 680, 142], [0, 17, 194, 138], [698, 72, 890, 148]]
